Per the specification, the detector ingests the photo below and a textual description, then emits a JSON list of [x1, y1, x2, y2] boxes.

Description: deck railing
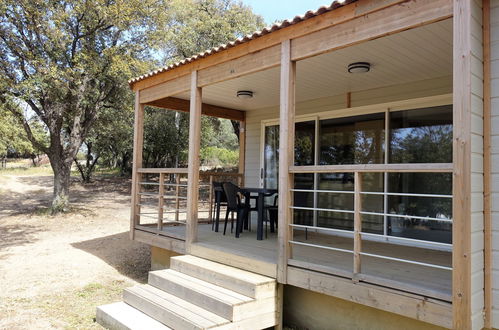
[[132, 167, 242, 240], [287, 163, 453, 299]]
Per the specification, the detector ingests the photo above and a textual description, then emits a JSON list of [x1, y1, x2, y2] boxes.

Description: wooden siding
[[470, 1, 485, 329], [489, 0, 499, 328], [243, 76, 453, 189]]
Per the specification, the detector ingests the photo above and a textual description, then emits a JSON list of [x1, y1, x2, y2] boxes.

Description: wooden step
[[96, 302, 171, 330], [148, 269, 275, 322], [123, 284, 230, 330], [170, 255, 276, 299]]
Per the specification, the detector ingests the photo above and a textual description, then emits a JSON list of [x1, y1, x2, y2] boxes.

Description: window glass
[[316, 173, 354, 230], [389, 105, 452, 163], [319, 113, 385, 165], [387, 172, 452, 243]]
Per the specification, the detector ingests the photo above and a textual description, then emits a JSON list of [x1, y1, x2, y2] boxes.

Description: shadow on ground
[[71, 231, 150, 283], [0, 223, 40, 253]]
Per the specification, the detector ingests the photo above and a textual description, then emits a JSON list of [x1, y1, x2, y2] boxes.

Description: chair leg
[[223, 209, 230, 235], [230, 212, 234, 233]]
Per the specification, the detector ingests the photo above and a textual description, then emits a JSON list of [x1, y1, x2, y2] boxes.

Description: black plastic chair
[[212, 181, 227, 232], [265, 194, 278, 236], [223, 182, 249, 237]]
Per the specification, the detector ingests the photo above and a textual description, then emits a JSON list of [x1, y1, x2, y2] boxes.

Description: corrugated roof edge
[[128, 0, 356, 86]]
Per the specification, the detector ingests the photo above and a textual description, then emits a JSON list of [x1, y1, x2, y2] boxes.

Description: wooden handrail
[[289, 163, 453, 173], [138, 167, 188, 174]]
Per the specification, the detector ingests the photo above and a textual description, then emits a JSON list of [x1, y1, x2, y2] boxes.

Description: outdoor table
[[239, 187, 278, 240]]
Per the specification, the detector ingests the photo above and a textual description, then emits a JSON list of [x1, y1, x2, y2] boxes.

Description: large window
[[289, 104, 453, 244]]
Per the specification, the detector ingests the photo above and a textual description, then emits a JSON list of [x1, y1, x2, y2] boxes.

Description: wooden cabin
[[97, 0, 498, 329]]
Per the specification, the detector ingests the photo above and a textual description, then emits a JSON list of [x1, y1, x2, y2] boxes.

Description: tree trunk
[[51, 159, 72, 214]]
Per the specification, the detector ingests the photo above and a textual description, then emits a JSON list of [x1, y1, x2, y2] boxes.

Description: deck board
[[158, 223, 451, 301]]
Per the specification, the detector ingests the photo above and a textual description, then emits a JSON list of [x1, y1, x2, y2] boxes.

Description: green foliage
[[0, 105, 47, 160], [163, 0, 265, 62], [200, 146, 238, 167]]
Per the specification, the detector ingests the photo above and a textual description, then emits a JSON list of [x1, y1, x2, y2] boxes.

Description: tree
[[0, 103, 48, 165], [0, 0, 168, 212]]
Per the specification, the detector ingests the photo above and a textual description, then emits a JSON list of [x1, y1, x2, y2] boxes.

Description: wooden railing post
[[157, 173, 165, 232], [277, 39, 295, 283], [353, 171, 362, 280], [186, 70, 202, 251], [130, 91, 144, 240]]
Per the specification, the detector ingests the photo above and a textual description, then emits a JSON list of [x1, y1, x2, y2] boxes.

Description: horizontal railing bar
[[163, 183, 188, 187], [361, 191, 452, 198], [139, 182, 160, 185], [138, 168, 188, 174], [291, 189, 354, 194], [290, 240, 354, 254], [139, 192, 159, 196], [290, 206, 354, 214], [289, 163, 453, 173], [137, 204, 158, 208], [137, 213, 159, 219], [290, 223, 353, 235], [360, 211, 452, 222], [359, 252, 452, 271], [162, 209, 187, 213], [359, 231, 452, 248]]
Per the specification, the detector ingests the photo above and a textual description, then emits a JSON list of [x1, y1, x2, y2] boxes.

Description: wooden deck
[[155, 222, 451, 301]]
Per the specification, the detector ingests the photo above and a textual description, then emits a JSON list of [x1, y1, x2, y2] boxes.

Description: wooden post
[[238, 120, 246, 186], [452, 0, 472, 328], [277, 39, 295, 283], [157, 173, 165, 232], [483, 0, 492, 327], [353, 172, 362, 278], [130, 91, 145, 240], [175, 174, 181, 222], [186, 71, 202, 251]]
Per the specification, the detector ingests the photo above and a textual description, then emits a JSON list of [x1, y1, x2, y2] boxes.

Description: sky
[[241, 0, 334, 25]]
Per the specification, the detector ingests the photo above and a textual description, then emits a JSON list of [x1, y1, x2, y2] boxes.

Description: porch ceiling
[[173, 18, 452, 111]]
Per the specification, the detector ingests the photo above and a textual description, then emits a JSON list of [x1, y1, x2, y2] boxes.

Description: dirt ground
[[0, 173, 150, 329]]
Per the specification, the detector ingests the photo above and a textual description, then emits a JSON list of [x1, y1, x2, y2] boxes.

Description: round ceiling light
[[236, 90, 254, 99], [347, 62, 371, 73]]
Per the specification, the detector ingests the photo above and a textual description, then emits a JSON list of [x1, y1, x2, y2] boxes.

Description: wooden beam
[[483, 0, 492, 328], [287, 267, 453, 329], [277, 40, 295, 283], [198, 44, 281, 87], [146, 97, 245, 122], [185, 71, 202, 251], [291, 0, 453, 61], [139, 74, 190, 103], [130, 0, 408, 91], [452, 0, 472, 328], [130, 91, 144, 240]]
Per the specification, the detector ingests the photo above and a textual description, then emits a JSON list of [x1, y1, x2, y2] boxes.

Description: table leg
[[257, 193, 264, 240]]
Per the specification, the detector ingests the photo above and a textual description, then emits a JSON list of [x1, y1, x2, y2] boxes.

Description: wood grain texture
[[277, 40, 295, 283], [146, 97, 245, 121], [186, 71, 202, 251], [291, 0, 453, 61], [483, 1, 492, 328], [453, 0, 473, 328], [130, 0, 409, 91], [130, 92, 144, 240]]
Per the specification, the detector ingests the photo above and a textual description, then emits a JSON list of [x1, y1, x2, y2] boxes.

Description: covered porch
[[127, 0, 482, 328]]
